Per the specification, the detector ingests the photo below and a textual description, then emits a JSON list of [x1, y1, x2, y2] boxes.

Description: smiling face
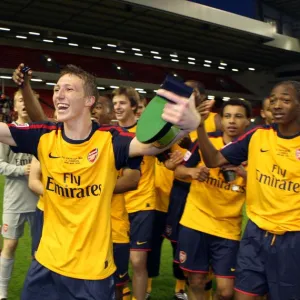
[[53, 74, 94, 123], [221, 105, 249, 138], [113, 94, 136, 123], [269, 83, 300, 126], [91, 96, 114, 124]]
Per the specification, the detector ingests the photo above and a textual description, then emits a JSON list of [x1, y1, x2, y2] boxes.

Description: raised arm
[[197, 125, 228, 168], [196, 100, 228, 167], [28, 157, 43, 196], [13, 64, 48, 122]]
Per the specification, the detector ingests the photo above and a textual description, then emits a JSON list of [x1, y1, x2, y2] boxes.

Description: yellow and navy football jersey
[[111, 191, 130, 244], [123, 124, 156, 213], [111, 168, 137, 244], [8, 121, 140, 280], [221, 123, 300, 234], [180, 132, 246, 241], [155, 143, 192, 212], [155, 158, 174, 212]]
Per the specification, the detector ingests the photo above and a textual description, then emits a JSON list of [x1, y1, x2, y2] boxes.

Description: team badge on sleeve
[[296, 149, 300, 161], [87, 148, 98, 163]]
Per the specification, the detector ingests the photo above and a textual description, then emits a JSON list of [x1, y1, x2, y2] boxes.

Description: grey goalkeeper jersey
[[0, 140, 38, 213]]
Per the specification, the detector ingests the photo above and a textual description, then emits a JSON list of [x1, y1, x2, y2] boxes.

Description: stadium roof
[[263, 0, 300, 20], [0, 0, 300, 70]]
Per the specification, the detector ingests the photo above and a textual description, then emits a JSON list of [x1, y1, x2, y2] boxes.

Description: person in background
[[0, 90, 38, 300]]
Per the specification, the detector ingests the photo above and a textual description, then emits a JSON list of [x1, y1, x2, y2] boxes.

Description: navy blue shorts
[[128, 210, 155, 251], [147, 211, 166, 277], [113, 243, 130, 286], [32, 208, 44, 255], [163, 180, 190, 242], [235, 220, 300, 299], [176, 225, 239, 277], [21, 260, 115, 300]]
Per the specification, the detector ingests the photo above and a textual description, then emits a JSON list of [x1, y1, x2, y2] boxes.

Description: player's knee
[[215, 278, 234, 299], [188, 273, 207, 291], [130, 251, 147, 271], [2, 238, 18, 256], [215, 283, 234, 300]]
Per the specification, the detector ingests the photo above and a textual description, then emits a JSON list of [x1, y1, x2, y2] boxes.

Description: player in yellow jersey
[[29, 95, 139, 300], [112, 86, 157, 300], [8, 63, 201, 300], [260, 97, 274, 125], [175, 99, 251, 300], [113, 87, 156, 299], [195, 81, 300, 300], [162, 81, 218, 299]]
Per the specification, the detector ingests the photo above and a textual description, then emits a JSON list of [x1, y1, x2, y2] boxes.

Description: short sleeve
[[99, 125, 138, 170], [184, 140, 201, 168], [221, 127, 259, 165], [126, 156, 143, 171], [8, 122, 57, 157]]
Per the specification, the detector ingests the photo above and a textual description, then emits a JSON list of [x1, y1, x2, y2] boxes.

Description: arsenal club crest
[[179, 251, 187, 263], [87, 148, 98, 163], [2, 224, 8, 232], [296, 149, 300, 161]]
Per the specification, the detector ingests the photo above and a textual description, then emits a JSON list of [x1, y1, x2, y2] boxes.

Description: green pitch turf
[[0, 176, 248, 299]]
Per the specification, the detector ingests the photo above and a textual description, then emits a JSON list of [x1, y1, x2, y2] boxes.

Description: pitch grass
[[0, 175, 248, 299]]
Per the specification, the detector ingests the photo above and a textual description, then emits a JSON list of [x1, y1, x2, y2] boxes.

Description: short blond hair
[[13, 89, 39, 105]]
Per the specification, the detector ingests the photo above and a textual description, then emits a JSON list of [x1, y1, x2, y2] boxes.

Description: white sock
[[0, 257, 14, 298]]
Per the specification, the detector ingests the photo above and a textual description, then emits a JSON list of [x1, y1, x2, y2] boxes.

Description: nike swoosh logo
[[230, 268, 236, 272], [260, 149, 269, 152], [48, 153, 60, 159], [119, 272, 128, 278], [136, 241, 147, 245]]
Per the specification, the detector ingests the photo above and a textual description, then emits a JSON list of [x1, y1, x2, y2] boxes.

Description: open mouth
[[57, 103, 69, 112], [273, 113, 284, 119]]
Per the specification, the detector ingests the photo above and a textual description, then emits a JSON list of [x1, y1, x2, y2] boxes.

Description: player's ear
[[86, 96, 95, 108]]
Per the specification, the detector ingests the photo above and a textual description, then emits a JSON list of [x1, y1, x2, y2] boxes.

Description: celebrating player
[[197, 81, 300, 300], [9, 63, 201, 300]]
